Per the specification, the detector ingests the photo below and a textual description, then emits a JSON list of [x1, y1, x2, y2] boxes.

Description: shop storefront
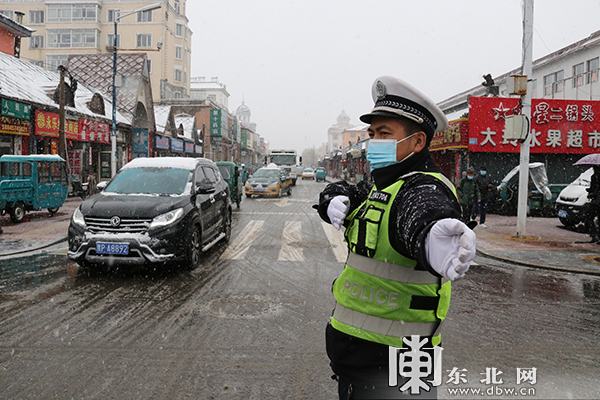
[[0, 99, 31, 156], [468, 97, 600, 184], [429, 118, 469, 185]]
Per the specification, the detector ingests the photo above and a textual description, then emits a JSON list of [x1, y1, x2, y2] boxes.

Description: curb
[[475, 247, 600, 277], [0, 236, 68, 257]]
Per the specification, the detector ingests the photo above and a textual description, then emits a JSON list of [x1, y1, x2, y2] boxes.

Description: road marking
[[237, 212, 310, 215], [278, 221, 303, 261], [220, 220, 264, 260], [321, 222, 347, 263]]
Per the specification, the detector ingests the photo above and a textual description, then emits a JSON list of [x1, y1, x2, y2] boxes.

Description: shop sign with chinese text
[[156, 136, 170, 150], [184, 142, 194, 153], [2, 99, 31, 120], [0, 115, 30, 136], [80, 119, 109, 143], [210, 109, 221, 137], [171, 138, 184, 153], [469, 97, 600, 153], [430, 119, 469, 151], [35, 110, 79, 140]]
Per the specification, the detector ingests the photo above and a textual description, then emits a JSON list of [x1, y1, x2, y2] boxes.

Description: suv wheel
[[185, 225, 201, 269], [223, 209, 232, 242], [287, 186, 292, 196]]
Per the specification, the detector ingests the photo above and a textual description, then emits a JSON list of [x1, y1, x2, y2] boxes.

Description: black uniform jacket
[[316, 149, 462, 384]]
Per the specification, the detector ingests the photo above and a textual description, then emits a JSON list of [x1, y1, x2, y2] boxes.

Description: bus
[[266, 149, 301, 185]]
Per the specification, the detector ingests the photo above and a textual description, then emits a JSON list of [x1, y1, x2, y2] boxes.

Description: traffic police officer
[[317, 76, 476, 399]]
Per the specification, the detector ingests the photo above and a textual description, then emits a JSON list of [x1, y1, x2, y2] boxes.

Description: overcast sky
[[187, 0, 600, 152]]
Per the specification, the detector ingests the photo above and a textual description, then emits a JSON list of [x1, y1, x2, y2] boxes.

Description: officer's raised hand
[[425, 218, 476, 280], [327, 195, 350, 230]]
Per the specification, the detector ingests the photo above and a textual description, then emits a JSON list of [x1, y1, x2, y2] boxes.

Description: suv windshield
[[217, 165, 231, 180], [106, 167, 191, 195], [253, 169, 280, 179]]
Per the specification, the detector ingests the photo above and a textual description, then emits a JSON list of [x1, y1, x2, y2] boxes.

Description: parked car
[[302, 168, 315, 180], [0, 154, 68, 223], [68, 157, 231, 270], [217, 161, 243, 209], [315, 167, 327, 182], [244, 164, 292, 197], [555, 167, 593, 227]]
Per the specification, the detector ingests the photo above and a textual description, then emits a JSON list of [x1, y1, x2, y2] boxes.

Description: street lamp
[[111, 2, 162, 177]]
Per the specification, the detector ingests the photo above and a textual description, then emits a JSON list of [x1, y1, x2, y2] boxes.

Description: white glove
[[425, 218, 476, 281], [327, 195, 350, 230]]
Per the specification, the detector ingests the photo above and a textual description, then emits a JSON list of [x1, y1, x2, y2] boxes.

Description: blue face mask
[[481, 171, 487, 176], [366, 133, 417, 172], [467, 175, 474, 180]]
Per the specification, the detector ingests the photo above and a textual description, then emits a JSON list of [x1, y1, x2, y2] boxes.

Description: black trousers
[[335, 374, 438, 400]]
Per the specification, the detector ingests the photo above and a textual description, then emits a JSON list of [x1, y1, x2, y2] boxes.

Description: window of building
[[47, 4, 99, 23], [543, 70, 564, 96], [29, 10, 44, 24], [208, 94, 216, 101], [174, 68, 182, 82], [136, 33, 152, 48], [174, 91, 182, 99], [146, 58, 152, 73], [30, 35, 44, 49], [184, 48, 188, 63], [30, 60, 44, 68], [175, 46, 182, 59], [176, 23, 183, 37], [587, 57, 599, 84], [183, 71, 187, 84], [174, 0, 181, 14], [47, 55, 69, 70], [531, 79, 537, 98], [47, 29, 99, 48], [107, 33, 120, 48], [107, 9, 120, 23], [137, 9, 153, 22], [0, 10, 14, 19], [573, 63, 584, 87]]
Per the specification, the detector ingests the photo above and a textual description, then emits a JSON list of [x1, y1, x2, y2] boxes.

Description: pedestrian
[[473, 166, 492, 227], [457, 167, 480, 223], [316, 76, 476, 399], [585, 165, 600, 243]]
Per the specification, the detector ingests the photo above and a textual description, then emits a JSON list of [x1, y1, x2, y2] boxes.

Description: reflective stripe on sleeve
[[332, 303, 439, 338], [346, 252, 439, 285]]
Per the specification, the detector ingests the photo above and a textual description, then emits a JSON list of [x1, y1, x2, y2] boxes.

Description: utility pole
[[516, 0, 534, 237], [57, 65, 67, 161]]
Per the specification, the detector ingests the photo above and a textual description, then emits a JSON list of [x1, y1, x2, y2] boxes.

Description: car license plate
[[558, 210, 568, 218], [255, 187, 265, 191], [96, 242, 129, 255]]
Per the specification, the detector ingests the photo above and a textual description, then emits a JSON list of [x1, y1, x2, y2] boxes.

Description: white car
[[555, 167, 593, 227]]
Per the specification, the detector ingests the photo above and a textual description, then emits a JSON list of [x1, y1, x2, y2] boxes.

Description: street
[[1, 178, 600, 399]]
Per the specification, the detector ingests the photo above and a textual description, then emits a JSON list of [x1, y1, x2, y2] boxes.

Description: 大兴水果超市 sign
[[468, 97, 600, 153]]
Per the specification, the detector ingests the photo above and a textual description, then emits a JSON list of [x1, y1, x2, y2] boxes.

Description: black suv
[[68, 157, 231, 269]]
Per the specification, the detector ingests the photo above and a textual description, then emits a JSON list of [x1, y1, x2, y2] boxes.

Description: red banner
[[469, 97, 600, 154], [35, 110, 79, 140], [80, 119, 110, 143]]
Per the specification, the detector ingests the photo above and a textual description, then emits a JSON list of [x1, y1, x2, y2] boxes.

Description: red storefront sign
[[469, 97, 600, 153], [35, 110, 79, 140], [80, 119, 110, 143], [430, 119, 469, 151]]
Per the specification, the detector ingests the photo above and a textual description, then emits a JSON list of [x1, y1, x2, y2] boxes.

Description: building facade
[[0, 0, 191, 101]]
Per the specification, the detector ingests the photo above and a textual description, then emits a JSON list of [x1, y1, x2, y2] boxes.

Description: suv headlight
[[150, 208, 184, 229], [72, 206, 86, 227]]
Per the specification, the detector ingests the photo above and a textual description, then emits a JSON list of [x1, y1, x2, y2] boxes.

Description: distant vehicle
[[0, 154, 68, 223], [245, 163, 292, 197], [217, 161, 243, 209], [555, 167, 593, 227], [315, 167, 327, 182], [266, 149, 301, 185], [68, 157, 231, 270], [302, 168, 315, 180]]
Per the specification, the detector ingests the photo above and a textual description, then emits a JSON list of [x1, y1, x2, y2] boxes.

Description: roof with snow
[[154, 105, 172, 135], [67, 53, 150, 119], [0, 52, 128, 124], [0, 13, 34, 37], [173, 113, 195, 140]]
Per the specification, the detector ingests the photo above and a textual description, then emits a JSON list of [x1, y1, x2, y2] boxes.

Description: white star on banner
[[492, 102, 512, 120]]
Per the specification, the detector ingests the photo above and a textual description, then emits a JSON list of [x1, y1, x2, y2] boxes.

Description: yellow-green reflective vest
[[331, 172, 458, 348]]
